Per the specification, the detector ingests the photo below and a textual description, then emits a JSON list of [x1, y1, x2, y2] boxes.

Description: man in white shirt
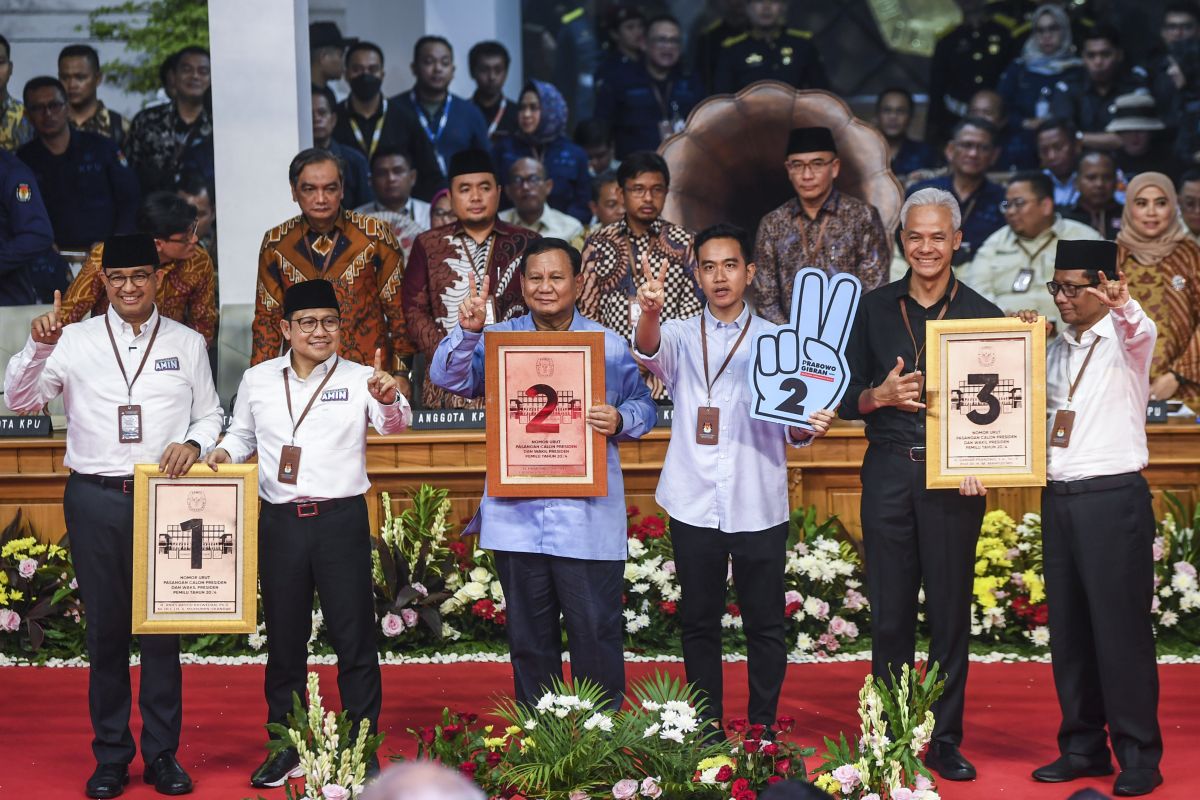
[[499, 156, 586, 249], [208, 280, 410, 786], [207, 279, 411, 788], [966, 240, 1164, 797], [4, 233, 223, 799], [632, 223, 834, 734]]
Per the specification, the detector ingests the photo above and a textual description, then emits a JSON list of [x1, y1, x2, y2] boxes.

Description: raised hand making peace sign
[[750, 268, 862, 430], [635, 250, 671, 318], [458, 271, 493, 333], [31, 289, 65, 345]]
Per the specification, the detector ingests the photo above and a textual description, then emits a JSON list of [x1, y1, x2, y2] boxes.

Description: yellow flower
[[696, 755, 735, 772], [1023, 570, 1046, 604], [0, 571, 8, 586], [973, 576, 1001, 608], [8, 590, 23, 602], [47, 544, 65, 559], [29, 544, 47, 555], [814, 773, 840, 793], [483, 737, 507, 750], [505, 725, 522, 736]]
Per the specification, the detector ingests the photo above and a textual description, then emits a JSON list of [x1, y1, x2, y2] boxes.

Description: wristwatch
[[184, 439, 202, 454]]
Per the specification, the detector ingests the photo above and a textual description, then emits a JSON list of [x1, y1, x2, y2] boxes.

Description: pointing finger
[[53, 289, 61, 314], [373, 348, 382, 372]]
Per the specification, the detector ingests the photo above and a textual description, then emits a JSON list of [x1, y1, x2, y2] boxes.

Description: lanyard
[[105, 315, 163, 404], [700, 313, 752, 405], [1064, 337, 1100, 409], [898, 281, 959, 373], [1015, 231, 1057, 263], [348, 98, 387, 159], [650, 79, 676, 121], [282, 357, 340, 445], [486, 98, 507, 138], [797, 211, 832, 266], [412, 94, 451, 173]]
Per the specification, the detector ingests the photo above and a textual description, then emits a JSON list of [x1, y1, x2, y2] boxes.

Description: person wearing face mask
[[1114, 171, 1200, 408], [331, 41, 441, 202], [493, 80, 592, 224], [395, 36, 490, 179]]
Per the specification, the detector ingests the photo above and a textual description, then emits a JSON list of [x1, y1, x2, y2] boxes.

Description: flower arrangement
[[784, 506, 869, 657], [1155, 493, 1200, 639], [0, 511, 82, 658], [813, 663, 945, 799], [968, 511, 1049, 648], [714, 716, 814, 798], [262, 671, 384, 799], [374, 486, 459, 642]]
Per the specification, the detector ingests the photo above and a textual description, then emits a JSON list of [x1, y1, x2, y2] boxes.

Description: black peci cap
[[283, 279, 340, 318], [786, 127, 837, 156], [448, 149, 497, 179], [1054, 239, 1117, 278], [101, 234, 159, 270]]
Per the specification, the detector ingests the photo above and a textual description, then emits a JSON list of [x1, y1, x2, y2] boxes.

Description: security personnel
[[4, 233, 223, 798], [17, 76, 139, 253], [207, 279, 411, 788], [0, 146, 61, 304], [713, 0, 828, 94], [926, 1, 1019, 146], [692, 8, 748, 92]]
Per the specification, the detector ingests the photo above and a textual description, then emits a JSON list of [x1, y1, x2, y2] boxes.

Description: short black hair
[[22, 76, 67, 105], [520, 237, 582, 275], [159, 52, 179, 90], [346, 41, 384, 67], [617, 151, 670, 188], [1165, 0, 1200, 22], [173, 45, 210, 65], [369, 145, 412, 172], [695, 223, 753, 263], [1036, 116, 1077, 139], [1081, 23, 1122, 49], [876, 86, 914, 111], [311, 83, 338, 113], [1009, 170, 1055, 202], [414, 35, 452, 62], [574, 118, 614, 149], [175, 170, 213, 200], [1178, 168, 1200, 188], [59, 44, 101, 73], [591, 169, 618, 202], [0, 34, 9, 60], [1078, 149, 1116, 172], [468, 40, 510, 73], [289, 147, 345, 186], [137, 192, 198, 238], [951, 115, 998, 145], [645, 13, 682, 31]]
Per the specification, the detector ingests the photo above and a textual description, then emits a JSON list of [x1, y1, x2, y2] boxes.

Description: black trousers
[[860, 445, 984, 746], [493, 551, 625, 711], [64, 474, 182, 767], [671, 517, 788, 727], [259, 495, 381, 738], [1042, 473, 1162, 770]]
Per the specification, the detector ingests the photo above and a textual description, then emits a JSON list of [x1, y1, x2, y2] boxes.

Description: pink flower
[[844, 621, 859, 639], [829, 616, 849, 636], [381, 613, 404, 637], [0, 609, 20, 632], [401, 608, 419, 628], [1152, 596, 1161, 612], [411, 582, 429, 597], [639, 777, 662, 798], [892, 790, 914, 800], [569, 792, 591, 800], [831, 764, 862, 792], [1177, 562, 1198, 579], [662, 560, 676, 575], [17, 558, 37, 579], [843, 589, 867, 611], [784, 590, 803, 606], [321, 784, 349, 800], [914, 773, 933, 791], [69, 577, 78, 590], [817, 600, 830, 619], [1153, 537, 1165, 561], [612, 778, 638, 799]]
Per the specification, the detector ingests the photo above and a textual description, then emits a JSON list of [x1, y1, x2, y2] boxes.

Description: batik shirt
[[0, 94, 32, 152], [74, 101, 130, 147], [253, 209, 408, 368], [126, 102, 213, 192]]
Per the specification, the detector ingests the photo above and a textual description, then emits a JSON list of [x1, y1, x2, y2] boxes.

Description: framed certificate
[[131, 463, 259, 634], [484, 331, 607, 497], [925, 318, 1047, 489]]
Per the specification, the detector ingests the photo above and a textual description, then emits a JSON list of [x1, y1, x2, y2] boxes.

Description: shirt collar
[[285, 351, 339, 380], [302, 212, 346, 238], [1015, 218, 1059, 246], [105, 303, 160, 339], [790, 188, 840, 220], [896, 268, 958, 305], [702, 301, 751, 329], [622, 216, 662, 239], [1066, 311, 1115, 346]]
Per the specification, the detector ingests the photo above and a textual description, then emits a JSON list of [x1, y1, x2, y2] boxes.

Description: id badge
[[629, 298, 643, 336], [1011, 268, 1035, 294], [118, 404, 142, 443], [1050, 409, 1075, 448], [696, 406, 720, 445], [279, 445, 302, 484], [484, 297, 497, 326]]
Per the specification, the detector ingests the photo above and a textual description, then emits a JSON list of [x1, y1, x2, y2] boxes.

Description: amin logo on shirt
[[321, 388, 349, 402], [154, 357, 180, 371]]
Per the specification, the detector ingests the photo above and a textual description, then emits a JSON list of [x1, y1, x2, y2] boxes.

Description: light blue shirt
[[636, 304, 806, 532], [430, 310, 657, 561]]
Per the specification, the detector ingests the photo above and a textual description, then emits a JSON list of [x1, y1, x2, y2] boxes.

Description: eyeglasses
[[1046, 280, 1097, 297], [104, 271, 153, 288], [510, 175, 545, 188], [785, 158, 834, 174], [290, 316, 342, 333], [26, 100, 66, 115], [999, 198, 1030, 212], [624, 184, 668, 198]]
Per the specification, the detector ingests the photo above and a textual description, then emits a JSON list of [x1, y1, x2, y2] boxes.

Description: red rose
[[776, 716, 795, 732], [459, 761, 477, 776], [642, 516, 666, 538], [784, 601, 802, 617], [473, 599, 496, 619], [762, 742, 779, 756], [418, 727, 436, 745], [658, 600, 677, 615], [463, 712, 479, 724], [748, 723, 766, 737], [736, 791, 757, 800], [767, 776, 783, 785], [727, 718, 749, 733], [442, 724, 463, 740], [627, 505, 641, 518], [775, 758, 791, 775], [743, 739, 760, 753], [727, 603, 741, 617], [494, 611, 507, 626], [731, 778, 751, 793], [486, 751, 503, 767], [715, 765, 734, 782]]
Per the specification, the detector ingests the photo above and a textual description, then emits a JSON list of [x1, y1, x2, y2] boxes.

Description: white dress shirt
[[636, 304, 808, 532], [219, 353, 412, 503], [499, 206, 585, 246], [1046, 299, 1156, 481], [3, 306, 223, 475]]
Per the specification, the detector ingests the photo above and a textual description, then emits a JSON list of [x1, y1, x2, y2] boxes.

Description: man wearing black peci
[[839, 187, 1003, 782]]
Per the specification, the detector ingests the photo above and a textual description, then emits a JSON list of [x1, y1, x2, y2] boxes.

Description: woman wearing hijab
[[997, 5, 1085, 134], [1115, 171, 1200, 407], [493, 80, 592, 224]]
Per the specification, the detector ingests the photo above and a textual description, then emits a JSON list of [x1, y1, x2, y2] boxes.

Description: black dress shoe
[[143, 752, 193, 795], [1114, 768, 1164, 796], [1032, 753, 1115, 783], [249, 747, 303, 788], [86, 763, 129, 799], [924, 743, 977, 781]]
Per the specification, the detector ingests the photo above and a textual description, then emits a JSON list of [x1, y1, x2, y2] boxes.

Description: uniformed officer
[[926, 0, 1019, 146], [713, 0, 828, 94], [4, 233, 223, 798], [206, 279, 411, 789], [0, 145, 61, 305], [691, 4, 748, 93]]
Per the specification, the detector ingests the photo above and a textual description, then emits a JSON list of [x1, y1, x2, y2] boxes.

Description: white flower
[[583, 712, 613, 732], [631, 582, 650, 594], [439, 597, 461, 615], [461, 581, 488, 600], [490, 580, 504, 600], [803, 596, 830, 620], [536, 693, 557, 711], [441, 623, 461, 641], [643, 722, 660, 738], [247, 632, 266, 650], [641, 700, 661, 711], [1171, 571, 1197, 592], [795, 633, 814, 652], [1180, 590, 1200, 611], [1160, 610, 1179, 627], [659, 727, 684, 743], [469, 567, 492, 583], [523, 719, 537, 730], [1026, 626, 1051, 647], [626, 538, 646, 559], [720, 613, 742, 629]]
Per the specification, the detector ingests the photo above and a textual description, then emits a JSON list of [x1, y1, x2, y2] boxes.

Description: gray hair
[[361, 761, 486, 800], [900, 187, 961, 231]]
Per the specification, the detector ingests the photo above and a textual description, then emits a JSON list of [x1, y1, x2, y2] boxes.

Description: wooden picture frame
[[132, 463, 259, 634], [484, 330, 608, 498], [925, 317, 1047, 489]]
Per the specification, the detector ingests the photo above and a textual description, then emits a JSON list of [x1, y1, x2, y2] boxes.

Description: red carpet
[[1, 660, 1195, 799]]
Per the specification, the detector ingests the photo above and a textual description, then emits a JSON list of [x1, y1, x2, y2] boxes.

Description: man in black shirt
[[839, 186, 1002, 783], [1063, 151, 1123, 240], [468, 41, 519, 142]]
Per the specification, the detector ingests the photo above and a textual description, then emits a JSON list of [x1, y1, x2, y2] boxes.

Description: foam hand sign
[[749, 268, 861, 430]]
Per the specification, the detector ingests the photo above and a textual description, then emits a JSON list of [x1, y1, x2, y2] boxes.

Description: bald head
[[361, 762, 485, 800]]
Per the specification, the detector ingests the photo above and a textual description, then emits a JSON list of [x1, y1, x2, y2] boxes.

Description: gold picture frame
[[484, 330, 608, 498], [925, 317, 1047, 489], [132, 463, 259, 634]]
